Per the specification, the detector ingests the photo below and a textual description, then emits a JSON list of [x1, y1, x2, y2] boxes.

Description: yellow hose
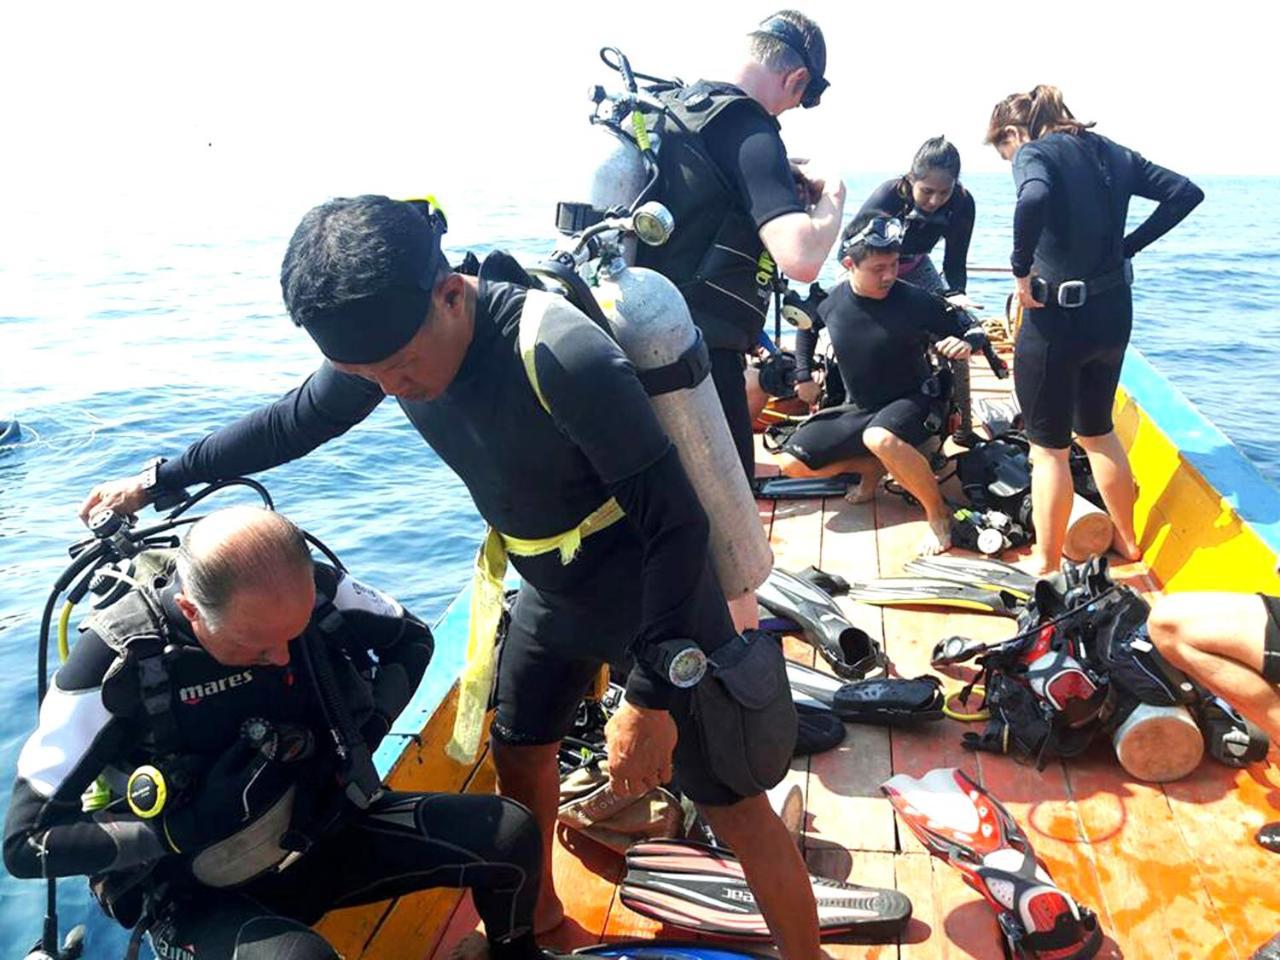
[[943, 685, 989, 722], [58, 601, 74, 663]]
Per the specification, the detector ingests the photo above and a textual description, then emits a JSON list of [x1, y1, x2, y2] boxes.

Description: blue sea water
[[1, 172, 1277, 953]]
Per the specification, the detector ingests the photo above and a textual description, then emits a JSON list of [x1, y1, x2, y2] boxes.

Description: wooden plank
[[871, 488, 1009, 957], [1162, 757, 1280, 959], [1065, 750, 1230, 958], [543, 830, 629, 950], [805, 492, 895, 855], [895, 850, 1004, 960]]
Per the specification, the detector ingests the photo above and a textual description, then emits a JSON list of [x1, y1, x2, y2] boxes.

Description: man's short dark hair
[[840, 211, 901, 266], [280, 195, 448, 330], [749, 10, 826, 81]]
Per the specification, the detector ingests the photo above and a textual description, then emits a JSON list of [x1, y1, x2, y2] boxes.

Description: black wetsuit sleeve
[[534, 322, 726, 709], [920, 291, 969, 339], [156, 363, 386, 490], [793, 322, 821, 382], [856, 179, 906, 220], [704, 105, 804, 228], [3, 633, 168, 879], [323, 566, 434, 749], [1121, 153, 1204, 258], [942, 190, 976, 292], [1011, 146, 1054, 278]]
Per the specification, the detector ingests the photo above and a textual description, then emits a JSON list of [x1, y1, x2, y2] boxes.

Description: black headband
[[755, 16, 828, 108], [299, 200, 447, 364], [302, 284, 435, 364]]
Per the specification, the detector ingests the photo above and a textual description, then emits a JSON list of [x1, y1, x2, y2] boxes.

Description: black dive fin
[[758, 569, 883, 678], [751, 475, 856, 500], [794, 565, 851, 596]]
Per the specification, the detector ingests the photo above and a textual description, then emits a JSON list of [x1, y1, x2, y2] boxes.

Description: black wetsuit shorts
[[147, 792, 541, 960], [1014, 286, 1133, 450], [781, 394, 937, 469], [1262, 594, 1280, 684], [490, 528, 753, 807]]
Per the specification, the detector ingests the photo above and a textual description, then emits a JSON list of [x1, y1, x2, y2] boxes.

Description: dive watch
[[138, 457, 167, 502], [652, 639, 708, 689]]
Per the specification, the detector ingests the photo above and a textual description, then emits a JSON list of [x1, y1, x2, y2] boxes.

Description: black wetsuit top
[[796, 280, 967, 412], [701, 96, 805, 235], [858, 178, 976, 293], [1011, 131, 1204, 280], [3, 564, 431, 881], [155, 257, 728, 708]]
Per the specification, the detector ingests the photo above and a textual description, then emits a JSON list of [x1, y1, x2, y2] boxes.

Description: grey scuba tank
[[593, 256, 774, 597], [585, 132, 649, 220]]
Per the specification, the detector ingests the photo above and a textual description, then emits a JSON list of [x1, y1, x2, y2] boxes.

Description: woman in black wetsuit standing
[[854, 136, 978, 306], [987, 85, 1203, 574]]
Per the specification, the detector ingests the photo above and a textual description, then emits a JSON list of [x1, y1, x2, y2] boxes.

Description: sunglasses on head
[[755, 16, 829, 109]]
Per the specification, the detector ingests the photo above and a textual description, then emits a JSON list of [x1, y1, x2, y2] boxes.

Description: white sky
[[3, 0, 1277, 218]]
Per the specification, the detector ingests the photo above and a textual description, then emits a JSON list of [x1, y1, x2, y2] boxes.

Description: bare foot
[[534, 895, 566, 935], [448, 932, 490, 960], [844, 478, 876, 504], [919, 516, 952, 556], [1111, 530, 1143, 563], [1019, 550, 1059, 577]]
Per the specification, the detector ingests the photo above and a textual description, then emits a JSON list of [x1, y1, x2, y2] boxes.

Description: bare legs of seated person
[[776, 427, 951, 555], [1149, 592, 1280, 851]]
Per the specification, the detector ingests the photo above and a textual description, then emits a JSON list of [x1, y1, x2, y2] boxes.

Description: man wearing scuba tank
[[776, 213, 971, 555], [4, 506, 547, 960], [628, 10, 845, 484], [79, 197, 820, 957]]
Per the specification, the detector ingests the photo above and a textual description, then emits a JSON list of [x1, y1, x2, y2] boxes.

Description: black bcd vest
[[629, 81, 780, 353]]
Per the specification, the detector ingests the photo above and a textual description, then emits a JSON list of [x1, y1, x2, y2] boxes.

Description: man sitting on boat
[[1148, 591, 1280, 852], [4, 506, 545, 960], [78, 196, 818, 957], [774, 212, 972, 555]]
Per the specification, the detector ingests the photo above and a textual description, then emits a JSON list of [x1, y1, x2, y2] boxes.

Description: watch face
[[669, 647, 707, 688]]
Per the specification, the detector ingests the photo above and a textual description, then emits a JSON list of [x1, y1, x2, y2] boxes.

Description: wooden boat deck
[[325, 355, 1280, 959]]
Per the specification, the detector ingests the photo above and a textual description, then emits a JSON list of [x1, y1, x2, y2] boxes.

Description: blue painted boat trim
[[1121, 348, 1280, 556]]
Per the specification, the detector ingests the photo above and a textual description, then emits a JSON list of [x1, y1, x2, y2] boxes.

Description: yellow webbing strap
[[445, 292, 625, 763]]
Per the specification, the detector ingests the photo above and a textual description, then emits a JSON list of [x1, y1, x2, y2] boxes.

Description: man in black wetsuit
[[631, 10, 846, 485], [79, 197, 819, 958], [780, 213, 971, 555], [4, 506, 542, 960]]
